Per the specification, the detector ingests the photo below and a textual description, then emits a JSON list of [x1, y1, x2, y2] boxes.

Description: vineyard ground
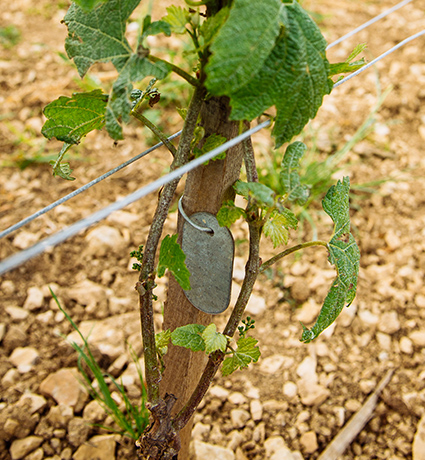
[[1, 0, 425, 459]]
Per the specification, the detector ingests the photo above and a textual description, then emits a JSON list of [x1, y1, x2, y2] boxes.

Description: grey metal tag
[[182, 212, 234, 315]]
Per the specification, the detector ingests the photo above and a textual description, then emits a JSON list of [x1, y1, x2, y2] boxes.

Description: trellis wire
[[0, 130, 182, 240], [326, 0, 414, 50], [0, 120, 270, 276], [0, 0, 413, 241], [1, 27, 424, 275], [333, 28, 425, 88]]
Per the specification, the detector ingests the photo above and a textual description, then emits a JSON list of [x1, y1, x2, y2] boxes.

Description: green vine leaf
[[42, 90, 108, 144], [301, 177, 360, 343], [234, 180, 275, 207], [222, 336, 261, 376], [72, 0, 107, 12], [199, 7, 230, 49], [280, 141, 309, 204], [329, 43, 367, 77], [193, 133, 227, 164], [217, 201, 246, 227], [155, 329, 171, 355], [171, 324, 206, 352], [157, 234, 191, 291], [163, 6, 189, 34], [206, 1, 330, 147], [63, 0, 169, 140], [205, 0, 284, 95], [201, 324, 228, 354], [264, 210, 294, 248]]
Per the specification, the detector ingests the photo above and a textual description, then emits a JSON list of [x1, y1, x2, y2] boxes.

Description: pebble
[[250, 399, 263, 421], [192, 422, 211, 440], [377, 311, 401, 334], [300, 431, 318, 453], [283, 381, 298, 399], [409, 330, 425, 347], [85, 225, 125, 256], [72, 434, 117, 460], [298, 381, 330, 407], [227, 430, 245, 451], [191, 440, 235, 460], [228, 392, 247, 405], [1, 279, 16, 294], [230, 409, 250, 429], [46, 405, 74, 428], [39, 368, 88, 411], [400, 337, 413, 355], [9, 346, 39, 373], [413, 413, 425, 460], [65, 279, 108, 307], [295, 298, 320, 324], [13, 231, 39, 249], [83, 400, 106, 423], [25, 448, 44, 460], [345, 399, 362, 412], [359, 379, 376, 394], [9, 436, 43, 460], [415, 295, 425, 308], [2, 368, 20, 386], [259, 354, 285, 374], [209, 385, 230, 401], [2, 325, 27, 353], [17, 393, 47, 414], [0, 323, 5, 342], [67, 417, 90, 447], [23, 286, 44, 310], [252, 422, 265, 443], [5, 306, 29, 321], [245, 293, 267, 316], [264, 436, 287, 456], [106, 210, 139, 227], [296, 356, 318, 383], [376, 332, 392, 351]]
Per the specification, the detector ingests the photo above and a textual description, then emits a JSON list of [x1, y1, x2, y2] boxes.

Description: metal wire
[[326, 0, 414, 50], [1, 16, 424, 275], [0, 130, 182, 239], [0, 120, 271, 276], [333, 28, 425, 88], [1, 0, 415, 241]]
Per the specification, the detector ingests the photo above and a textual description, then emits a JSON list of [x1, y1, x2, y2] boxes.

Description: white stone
[[0, 323, 5, 342], [1, 279, 16, 294], [65, 279, 107, 307], [17, 393, 47, 414], [283, 381, 298, 399], [2, 368, 20, 386], [410, 330, 425, 347], [298, 381, 330, 407], [400, 337, 413, 355], [39, 368, 88, 411], [358, 309, 379, 326], [73, 434, 117, 460], [23, 287, 44, 310], [227, 430, 245, 451], [228, 392, 247, 405], [413, 414, 425, 460], [245, 293, 267, 316], [9, 347, 39, 373], [107, 210, 139, 227], [13, 231, 39, 249], [376, 332, 391, 350], [295, 298, 321, 324], [300, 431, 318, 453], [296, 356, 317, 383], [264, 436, 287, 457], [260, 354, 285, 374], [377, 311, 400, 334], [209, 385, 230, 401], [192, 440, 235, 460], [250, 399, 263, 421], [192, 422, 211, 440], [270, 448, 298, 460], [5, 306, 29, 321], [10, 436, 43, 460], [230, 409, 250, 429], [36, 310, 54, 324], [85, 225, 125, 256], [415, 295, 425, 308], [83, 400, 106, 423]]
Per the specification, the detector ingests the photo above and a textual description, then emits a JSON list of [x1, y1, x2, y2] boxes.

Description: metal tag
[[182, 212, 234, 315]]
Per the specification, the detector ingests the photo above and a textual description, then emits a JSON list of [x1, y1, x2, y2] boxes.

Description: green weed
[[0, 26, 21, 48]]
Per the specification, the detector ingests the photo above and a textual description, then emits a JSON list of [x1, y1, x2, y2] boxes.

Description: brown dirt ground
[[1, 0, 425, 459]]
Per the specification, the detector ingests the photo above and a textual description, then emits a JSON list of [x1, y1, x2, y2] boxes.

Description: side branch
[[148, 55, 199, 87], [138, 85, 206, 406], [260, 240, 328, 273]]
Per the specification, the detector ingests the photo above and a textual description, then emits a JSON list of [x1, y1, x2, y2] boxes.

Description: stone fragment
[[235, 447, 249, 460], [230, 409, 250, 429], [107, 210, 139, 227], [72, 434, 117, 460], [264, 436, 287, 457], [13, 231, 39, 249], [283, 381, 298, 399], [410, 330, 425, 347], [25, 447, 43, 460], [85, 225, 125, 256], [65, 279, 107, 307], [39, 368, 88, 411], [245, 293, 267, 316], [298, 381, 330, 407], [17, 393, 47, 414], [191, 440, 235, 460], [67, 417, 90, 447], [253, 422, 266, 443], [345, 399, 362, 412], [23, 287, 44, 310], [296, 356, 318, 383], [2, 368, 20, 386], [83, 400, 106, 423], [359, 380, 376, 394], [250, 399, 263, 421], [415, 295, 425, 308], [400, 337, 413, 355], [260, 354, 285, 374], [377, 311, 400, 334], [2, 325, 27, 353], [1, 279, 16, 294], [376, 332, 391, 350], [270, 448, 299, 460], [209, 385, 230, 401], [9, 347, 39, 373], [9, 436, 43, 460], [5, 306, 29, 321], [413, 413, 425, 460], [192, 422, 211, 440], [358, 310, 379, 327], [300, 431, 318, 453], [227, 430, 244, 451], [45, 404, 74, 428], [228, 392, 247, 405], [295, 298, 321, 324]]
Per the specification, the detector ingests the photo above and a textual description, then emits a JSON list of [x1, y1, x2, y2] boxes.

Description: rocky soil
[[1, 0, 425, 459]]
